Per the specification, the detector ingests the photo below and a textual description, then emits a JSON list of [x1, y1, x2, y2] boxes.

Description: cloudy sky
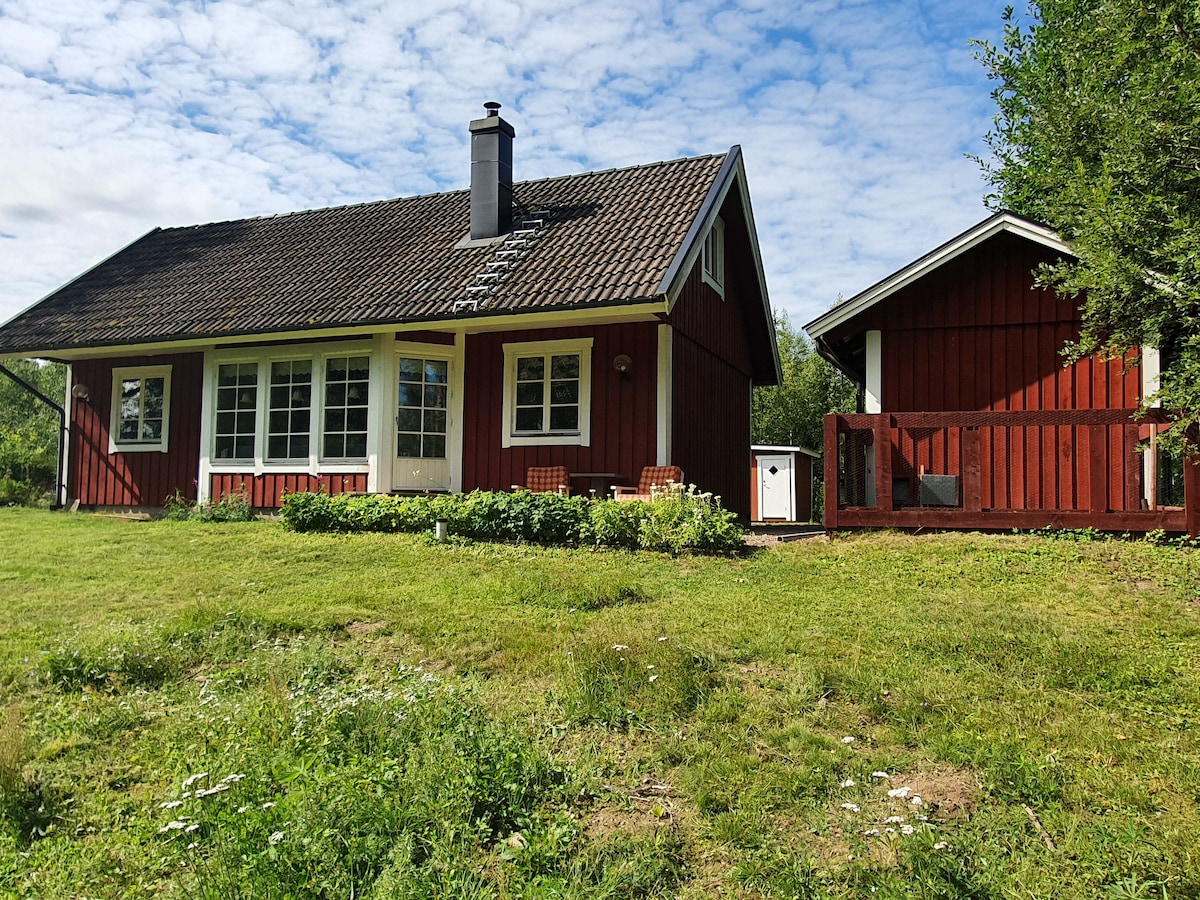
[[0, 0, 1020, 333]]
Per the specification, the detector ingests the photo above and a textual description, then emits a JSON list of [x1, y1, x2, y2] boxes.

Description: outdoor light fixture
[[71, 383, 91, 404], [612, 354, 632, 379]]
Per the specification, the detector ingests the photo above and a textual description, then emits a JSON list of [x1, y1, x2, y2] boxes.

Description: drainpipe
[[0, 363, 68, 509]]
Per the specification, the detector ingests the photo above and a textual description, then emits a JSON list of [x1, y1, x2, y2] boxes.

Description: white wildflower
[[269, 831, 285, 845], [159, 821, 188, 833], [612, 644, 629, 651], [237, 805, 250, 814], [646, 665, 655, 670], [862, 828, 880, 836], [910, 795, 923, 806], [900, 824, 915, 835], [841, 736, 855, 744], [840, 779, 856, 788], [887, 786, 911, 798], [185, 823, 200, 833], [871, 771, 890, 779], [657, 636, 668, 642], [181, 772, 209, 790], [934, 841, 948, 851], [840, 803, 860, 813], [186, 842, 198, 850], [159, 800, 185, 809], [195, 784, 230, 798], [261, 802, 276, 810], [884, 815, 905, 825], [649, 675, 659, 682], [220, 773, 246, 784]]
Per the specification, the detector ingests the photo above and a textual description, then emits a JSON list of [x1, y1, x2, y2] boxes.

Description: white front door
[[393, 351, 455, 491], [759, 454, 794, 520]]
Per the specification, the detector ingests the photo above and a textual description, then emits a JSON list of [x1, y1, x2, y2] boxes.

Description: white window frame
[[702, 215, 725, 296], [204, 343, 373, 476], [109, 365, 171, 454], [501, 337, 592, 448]]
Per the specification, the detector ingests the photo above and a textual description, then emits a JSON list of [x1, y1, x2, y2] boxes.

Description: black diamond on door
[[768, 465, 779, 475]]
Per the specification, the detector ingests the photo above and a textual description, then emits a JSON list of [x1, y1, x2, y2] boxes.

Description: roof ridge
[[161, 151, 729, 234]]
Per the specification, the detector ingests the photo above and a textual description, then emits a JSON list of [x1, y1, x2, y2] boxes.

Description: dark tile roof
[[0, 153, 727, 354]]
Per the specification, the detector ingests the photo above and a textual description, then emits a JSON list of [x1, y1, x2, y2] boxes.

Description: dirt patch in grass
[[585, 776, 689, 838]]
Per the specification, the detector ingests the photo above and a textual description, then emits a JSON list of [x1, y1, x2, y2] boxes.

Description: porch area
[[822, 411, 1198, 534]]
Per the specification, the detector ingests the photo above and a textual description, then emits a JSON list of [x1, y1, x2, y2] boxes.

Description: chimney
[[469, 101, 515, 240]]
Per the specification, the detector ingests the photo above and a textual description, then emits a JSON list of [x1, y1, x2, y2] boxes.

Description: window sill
[[506, 433, 587, 448]]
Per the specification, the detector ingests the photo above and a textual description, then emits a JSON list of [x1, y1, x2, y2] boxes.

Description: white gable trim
[[805, 212, 1073, 340]]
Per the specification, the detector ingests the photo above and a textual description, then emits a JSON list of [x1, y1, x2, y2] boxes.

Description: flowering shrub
[[163, 490, 255, 523], [280, 486, 746, 554]]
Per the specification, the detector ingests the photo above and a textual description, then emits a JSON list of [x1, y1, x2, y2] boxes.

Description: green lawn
[[1, 508, 1198, 898]]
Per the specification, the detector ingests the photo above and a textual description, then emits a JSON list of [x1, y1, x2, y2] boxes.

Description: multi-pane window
[[397, 357, 448, 459], [214, 363, 257, 460], [323, 356, 370, 459], [267, 360, 312, 460], [117, 375, 166, 443], [514, 353, 580, 434]]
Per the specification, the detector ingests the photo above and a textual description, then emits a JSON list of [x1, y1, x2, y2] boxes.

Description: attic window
[[702, 216, 725, 296]]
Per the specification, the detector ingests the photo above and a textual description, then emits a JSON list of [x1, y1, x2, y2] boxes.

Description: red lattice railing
[[823, 410, 1196, 534]]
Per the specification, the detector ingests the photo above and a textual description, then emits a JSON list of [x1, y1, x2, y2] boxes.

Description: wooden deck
[[823, 411, 1198, 535]]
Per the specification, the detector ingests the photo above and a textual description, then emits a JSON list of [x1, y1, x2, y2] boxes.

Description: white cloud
[[0, 0, 1012, 330]]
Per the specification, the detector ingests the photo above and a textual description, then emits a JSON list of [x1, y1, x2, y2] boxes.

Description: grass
[[1, 507, 1199, 897]]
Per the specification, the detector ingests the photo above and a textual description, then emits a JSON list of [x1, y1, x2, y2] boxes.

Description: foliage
[[752, 312, 856, 451], [974, 1, 1200, 445], [280, 487, 746, 554], [0, 359, 65, 502], [162, 490, 256, 522]]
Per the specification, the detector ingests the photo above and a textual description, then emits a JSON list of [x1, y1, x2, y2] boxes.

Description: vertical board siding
[[672, 331, 751, 517], [68, 353, 203, 507], [460, 322, 660, 494], [210, 473, 367, 507], [838, 232, 1142, 415]]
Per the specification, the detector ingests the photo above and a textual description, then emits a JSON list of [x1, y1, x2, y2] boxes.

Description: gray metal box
[[919, 474, 960, 507]]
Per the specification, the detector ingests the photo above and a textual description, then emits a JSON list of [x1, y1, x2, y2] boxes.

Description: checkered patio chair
[[611, 465, 684, 502], [511, 465, 570, 495]]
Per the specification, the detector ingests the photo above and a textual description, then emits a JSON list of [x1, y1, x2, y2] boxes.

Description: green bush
[[279, 487, 746, 555], [163, 490, 256, 522]]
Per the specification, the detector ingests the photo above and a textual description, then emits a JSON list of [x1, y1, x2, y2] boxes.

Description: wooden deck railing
[[823, 410, 1198, 534]]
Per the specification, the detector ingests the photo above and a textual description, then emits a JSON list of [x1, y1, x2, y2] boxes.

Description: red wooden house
[[0, 106, 780, 517], [805, 212, 1193, 533]]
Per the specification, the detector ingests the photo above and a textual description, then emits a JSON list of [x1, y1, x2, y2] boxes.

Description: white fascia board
[[15, 304, 667, 361], [752, 444, 821, 457], [804, 212, 1073, 340]]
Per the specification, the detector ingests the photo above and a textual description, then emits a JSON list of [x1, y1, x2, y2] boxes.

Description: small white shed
[[750, 445, 820, 523]]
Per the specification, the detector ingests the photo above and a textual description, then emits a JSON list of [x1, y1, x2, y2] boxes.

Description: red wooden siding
[[460, 322, 660, 494], [831, 232, 1141, 414], [209, 473, 367, 507], [666, 228, 756, 518], [672, 332, 752, 517], [68, 353, 203, 507]]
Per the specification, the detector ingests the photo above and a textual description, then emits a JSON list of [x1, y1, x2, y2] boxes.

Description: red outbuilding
[[805, 212, 1192, 534]]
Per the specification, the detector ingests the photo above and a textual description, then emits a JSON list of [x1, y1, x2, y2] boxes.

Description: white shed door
[[758, 454, 794, 520]]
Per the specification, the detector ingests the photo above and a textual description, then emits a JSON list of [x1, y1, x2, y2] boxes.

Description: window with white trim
[[702, 216, 725, 295], [267, 360, 313, 461], [501, 338, 592, 447], [208, 349, 372, 468], [214, 363, 258, 460], [322, 356, 370, 459], [110, 365, 171, 453]]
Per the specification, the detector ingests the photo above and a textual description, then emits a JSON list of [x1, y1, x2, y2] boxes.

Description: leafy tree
[[975, 1, 1200, 440], [753, 313, 856, 451], [0, 358, 66, 501]]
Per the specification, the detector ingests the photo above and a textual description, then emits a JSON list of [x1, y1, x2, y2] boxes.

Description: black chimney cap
[[484, 101, 502, 117]]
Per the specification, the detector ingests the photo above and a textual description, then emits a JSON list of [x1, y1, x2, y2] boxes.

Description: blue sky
[[0, 0, 1018, 333]]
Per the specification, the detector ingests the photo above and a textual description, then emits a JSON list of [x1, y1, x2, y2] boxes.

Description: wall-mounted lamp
[[71, 383, 91, 404], [612, 354, 632, 381]]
